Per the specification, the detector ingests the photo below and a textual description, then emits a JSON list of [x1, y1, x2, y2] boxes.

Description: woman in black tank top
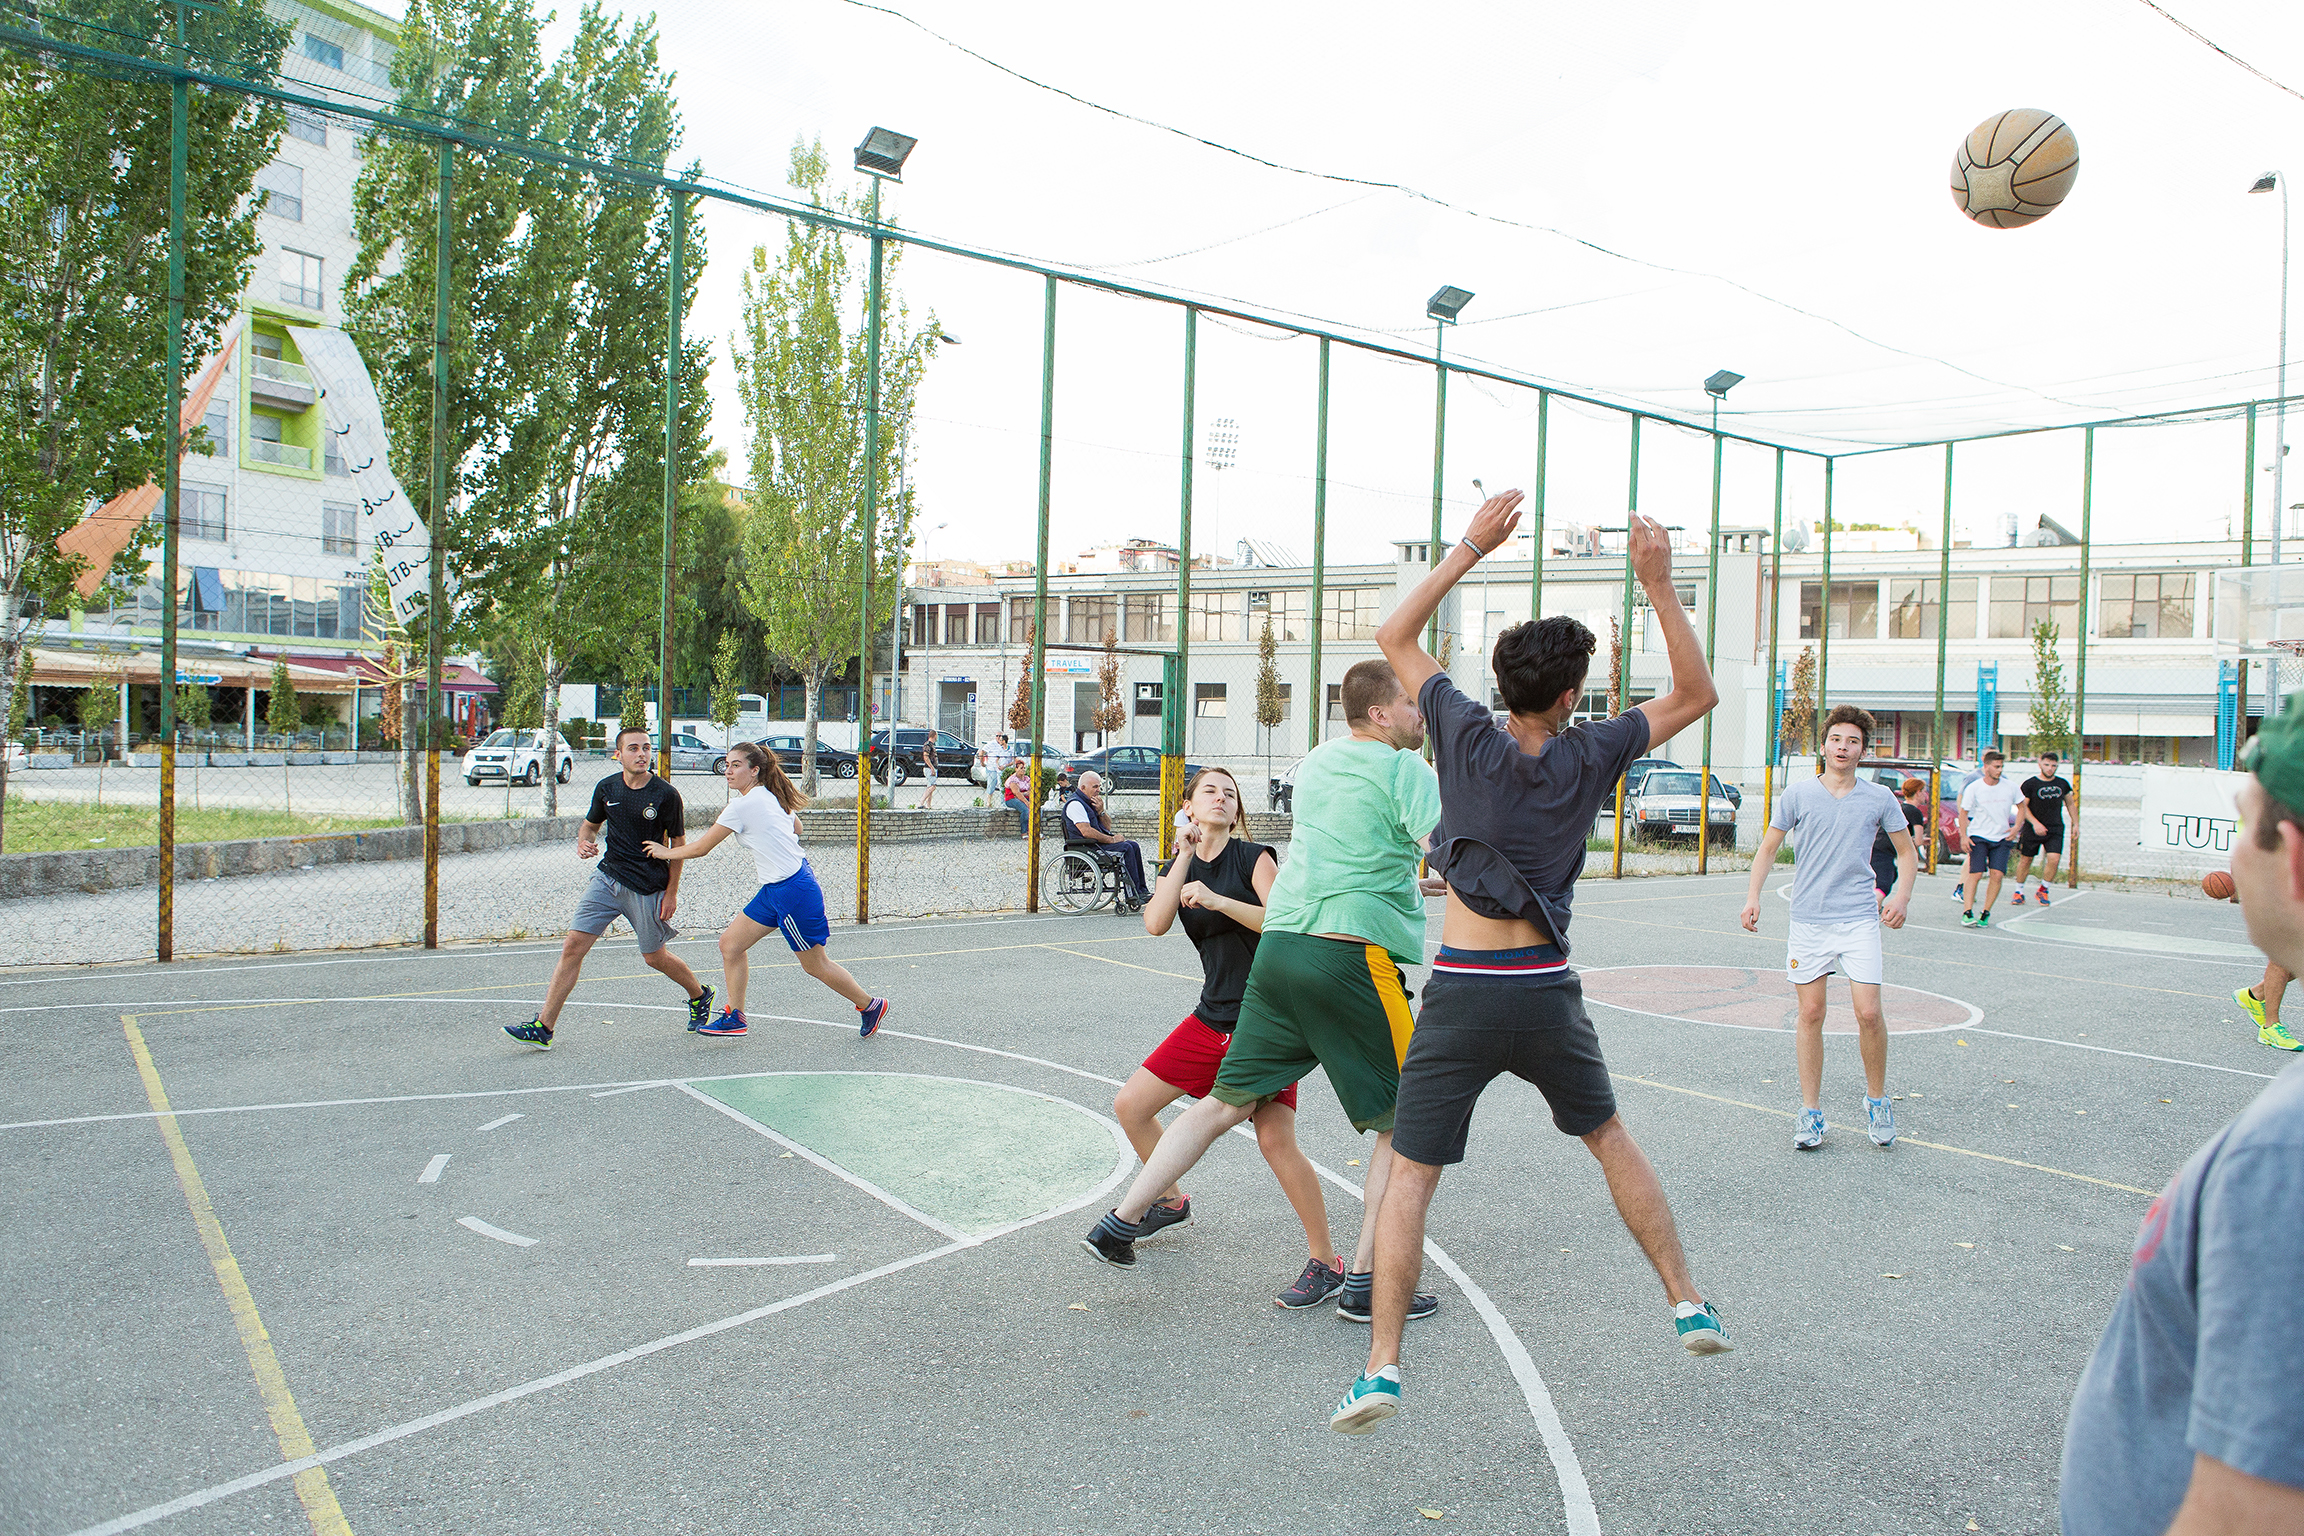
[[1110, 769, 1347, 1308]]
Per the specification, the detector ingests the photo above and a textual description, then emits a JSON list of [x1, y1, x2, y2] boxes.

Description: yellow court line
[[1609, 1071, 2158, 1196], [125, 934, 1165, 1019], [123, 1015, 353, 1535], [1035, 944, 1200, 982]]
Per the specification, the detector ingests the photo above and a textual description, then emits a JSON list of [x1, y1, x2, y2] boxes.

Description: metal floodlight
[[1704, 369, 1745, 398], [854, 127, 917, 180], [2252, 171, 2281, 194], [1427, 285, 1474, 323]]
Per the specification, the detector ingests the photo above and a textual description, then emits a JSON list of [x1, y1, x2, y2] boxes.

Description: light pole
[[1426, 286, 1473, 656], [1698, 370, 1742, 875], [2252, 170, 2289, 726]]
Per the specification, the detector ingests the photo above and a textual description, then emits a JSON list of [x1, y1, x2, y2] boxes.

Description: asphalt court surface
[[0, 867, 2284, 1535]]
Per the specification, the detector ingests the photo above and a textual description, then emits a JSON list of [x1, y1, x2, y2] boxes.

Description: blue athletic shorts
[[743, 862, 831, 952]]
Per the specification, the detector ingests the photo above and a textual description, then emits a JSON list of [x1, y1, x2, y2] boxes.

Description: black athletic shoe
[[1136, 1196, 1191, 1237], [1082, 1211, 1140, 1267], [1335, 1273, 1438, 1324], [1277, 1257, 1346, 1309]]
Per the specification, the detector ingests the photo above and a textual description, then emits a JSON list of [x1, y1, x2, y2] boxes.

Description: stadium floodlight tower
[[1425, 286, 1474, 651], [2251, 170, 2288, 726], [850, 126, 915, 921]]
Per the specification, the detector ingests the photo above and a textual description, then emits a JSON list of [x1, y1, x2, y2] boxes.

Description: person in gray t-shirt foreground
[[2060, 692, 2304, 1536], [1740, 703, 1914, 1150]]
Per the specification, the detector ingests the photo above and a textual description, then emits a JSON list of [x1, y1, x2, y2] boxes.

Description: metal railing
[[246, 439, 312, 468], [251, 354, 315, 388]]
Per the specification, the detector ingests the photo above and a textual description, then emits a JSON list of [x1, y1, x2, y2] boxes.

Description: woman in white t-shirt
[[642, 741, 888, 1040]]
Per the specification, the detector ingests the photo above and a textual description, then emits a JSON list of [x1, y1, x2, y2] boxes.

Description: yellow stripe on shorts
[[1362, 944, 1416, 1068]]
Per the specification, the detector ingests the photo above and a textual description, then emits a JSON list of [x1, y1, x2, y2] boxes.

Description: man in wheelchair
[[1063, 770, 1151, 909]]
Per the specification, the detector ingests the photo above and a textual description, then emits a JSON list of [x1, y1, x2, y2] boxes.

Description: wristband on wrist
[[1458, 532, 1487, 559]]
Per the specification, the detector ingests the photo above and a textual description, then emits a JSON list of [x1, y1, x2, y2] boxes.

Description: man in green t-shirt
[[1084, 659, 1444, 1322]]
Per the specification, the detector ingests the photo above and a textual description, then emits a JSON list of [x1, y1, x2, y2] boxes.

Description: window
[[2098, 572, 2195, 639], [250, 412, 283, 444], [323, 432, 347, 476], [1798, 580, 1879, 639], [247, 410, 310, 468], [1322, 587, 1380, 640], [301, 32, 345, 70], [175, 487, 227, 541], [1327, 683, 1345, 724], [1991, 574, 2079, 638], [1194, 683, 1226, 717], [322, 501, 358, 556], [975, 604, 1000, 644], [286, 106, 328, 146], [1066, 595, 1117, 645], [279, 249, 323, 310], [197, 399, 230, 457], [256, 161, 303, 222], [1886, 576, 1978, 640], [1124, 592, 1174, 643], [1248, 589, 1307, 641], [1260, 682, 1294, 722], [251, 331, 283, 360], [1185, 592, 1240, 642], [1134, 681, 1163, 718], [1009, 596, 1036, 643]]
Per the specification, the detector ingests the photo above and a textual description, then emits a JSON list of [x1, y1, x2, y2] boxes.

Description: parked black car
[[1060, 745, 1202, 793], [869, 727, 976, 786], [760, 734, 859, 779]]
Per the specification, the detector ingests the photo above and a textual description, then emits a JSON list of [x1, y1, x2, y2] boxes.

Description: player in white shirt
[[642, 740, 889, 1039], [1954, 750, 2044, 929]]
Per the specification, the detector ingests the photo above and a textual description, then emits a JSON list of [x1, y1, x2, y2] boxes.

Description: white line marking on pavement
[[66, 1083, 1134, 1536], [476, 1114, 523, 1131], [418, 1155, 450, 1184], [589, 1082, 666, 1098], [0, 1071, 670, 1133], [687, 1255, 837, 1267], [1963, 1025, 2276, 1080], [456, 1216, 537, 1248], [672, 1080, 973, 1244], [1577, 963, 1983, 1035]]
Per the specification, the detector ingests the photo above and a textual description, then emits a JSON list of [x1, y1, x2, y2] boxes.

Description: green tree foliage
[[0, 0, 287, 851], [733, 137, 939, 792], [618, 678, 649, 743], [502, 653, 544, 731], [1095, 628, 1126, 739], [1255, 610, 1286, 785], [2028, 620, 2074, 760], [174, 682, 213, 736], [266, 657, 299, 740], [673, 468, 773, 692], [348, 0, 709, 814], [710, 631, 743, 802], [77, 657, 120, 806]]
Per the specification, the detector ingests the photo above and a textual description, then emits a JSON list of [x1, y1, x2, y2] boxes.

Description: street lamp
[[2251, 169, 2288, 726], [853, 128, 917, 181], [1427, 287, 1473, 653]]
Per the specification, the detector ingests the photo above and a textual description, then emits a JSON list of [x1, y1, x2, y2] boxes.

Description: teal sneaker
[[1330, 1365, 1403, 1434], [1675, 1300, 1733, 1355], [1977, 910, 1992, 928]]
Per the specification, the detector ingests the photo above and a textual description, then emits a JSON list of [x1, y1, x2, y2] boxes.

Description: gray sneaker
[[1793, 1106, 1826, 1150], [1864, 1095, 1896, 1147]]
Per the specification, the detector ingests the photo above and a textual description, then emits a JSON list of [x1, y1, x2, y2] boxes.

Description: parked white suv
[[462, 728, 574, 786]]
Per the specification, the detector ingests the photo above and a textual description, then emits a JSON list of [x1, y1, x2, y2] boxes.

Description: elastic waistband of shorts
[[760, 860, 815, 889], [1433, 943, 1568, 978]]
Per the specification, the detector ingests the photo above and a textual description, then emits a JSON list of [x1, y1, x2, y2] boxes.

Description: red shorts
[[1141, 1014, 1299, 1110]]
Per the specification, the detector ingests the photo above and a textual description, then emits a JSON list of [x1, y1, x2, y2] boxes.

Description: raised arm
[[1628, 512, 1720, 746], [1377, 490, 1525, 702]]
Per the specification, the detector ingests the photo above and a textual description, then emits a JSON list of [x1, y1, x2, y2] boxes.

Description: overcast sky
[[372, 0, 2304, 565]]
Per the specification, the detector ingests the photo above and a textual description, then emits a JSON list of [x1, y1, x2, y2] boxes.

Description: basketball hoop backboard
[[2212, 565, 2304, 659]]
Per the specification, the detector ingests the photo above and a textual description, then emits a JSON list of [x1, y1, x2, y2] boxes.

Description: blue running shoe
[[1865, 1094, 1896, 1146], [697, 1008, 747, 1037], [1794, 1106, 1825, 1150], [1330, 1365, 1403, 1434], [1675, 1300, 1733, 1355], [504, 1018, 554, 1050], [858, 997, 889, 1038], [685, 985, 716, 1032]]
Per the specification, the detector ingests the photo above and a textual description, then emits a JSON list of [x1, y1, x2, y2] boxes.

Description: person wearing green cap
[[2059, 695, 2304, 1535]]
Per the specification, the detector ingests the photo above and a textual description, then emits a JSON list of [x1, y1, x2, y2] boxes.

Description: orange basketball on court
[[2203, 870, 2237, 901], [1951, 109, 2079, 229]]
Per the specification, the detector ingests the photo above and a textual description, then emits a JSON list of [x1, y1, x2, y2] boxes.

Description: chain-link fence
[[0, 4, 2283, 965]]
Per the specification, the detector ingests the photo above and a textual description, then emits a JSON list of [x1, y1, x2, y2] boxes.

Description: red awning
[[253, 652, 500, 693]]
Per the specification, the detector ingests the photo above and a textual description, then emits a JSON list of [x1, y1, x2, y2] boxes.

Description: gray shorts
[[569, 869, 679, 954]]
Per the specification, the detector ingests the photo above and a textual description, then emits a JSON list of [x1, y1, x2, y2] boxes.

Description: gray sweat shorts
[[569, 869, 679, 954]]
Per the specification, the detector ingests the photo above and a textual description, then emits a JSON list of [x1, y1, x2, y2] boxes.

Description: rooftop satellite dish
[[1783, 520, 1812, 554]]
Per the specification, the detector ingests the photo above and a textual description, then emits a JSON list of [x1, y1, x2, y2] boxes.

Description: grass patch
[[2, 795, 403, 855]]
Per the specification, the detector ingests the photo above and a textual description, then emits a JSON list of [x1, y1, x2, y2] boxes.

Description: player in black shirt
[[505, 726, 713, 1048], [2011, 750, 2077, 907], [1111, 767, 1344, 1309]]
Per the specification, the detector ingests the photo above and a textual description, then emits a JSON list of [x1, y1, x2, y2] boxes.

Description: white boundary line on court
[[454, 1216, 536, 1248], [65, 1073, 1134, 1536], [687, 1255, 835, 1267], [1961, 1026, 2275, 1081], [417, 1155, 449, 1184], [475, 1113, 522, 1131], [1576, 963, 1982, 1036]]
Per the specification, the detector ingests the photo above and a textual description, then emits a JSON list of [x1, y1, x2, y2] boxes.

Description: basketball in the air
[[2203, 870, 2237, 901], [1950, 109, 2079, 229]]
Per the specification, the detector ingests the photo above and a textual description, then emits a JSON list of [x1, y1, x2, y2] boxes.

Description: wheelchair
[[1044, 838, 1144, 917]]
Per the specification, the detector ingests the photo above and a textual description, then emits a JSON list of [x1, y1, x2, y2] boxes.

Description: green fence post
[[425, 140, 453, 950], [1761, 447, 1784, 850], [1530, 389, 1549, 624], [1167, 307, 1197, 859], [158, 47, 187, 963], [1026, 276, 1055, 910], [1932, 444, 1954, 766], [2070, 426, 2094, 888], [1698, 424, 1722, 874], [1818, 456, 1834, 726], [2241, 403, 2258, 739], [1427, 321, 1447, 655], [1307, 336, 1328, 755], [1612, 414, 1641, 877], [854, 176, 883, 923], [658, 189, 684, 783]]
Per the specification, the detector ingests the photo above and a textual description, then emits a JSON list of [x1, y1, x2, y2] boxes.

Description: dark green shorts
[[1210, 931, 1415, 1133]]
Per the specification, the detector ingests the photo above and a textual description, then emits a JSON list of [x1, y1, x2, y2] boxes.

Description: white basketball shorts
[[1785, 918, 1883, 986]]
